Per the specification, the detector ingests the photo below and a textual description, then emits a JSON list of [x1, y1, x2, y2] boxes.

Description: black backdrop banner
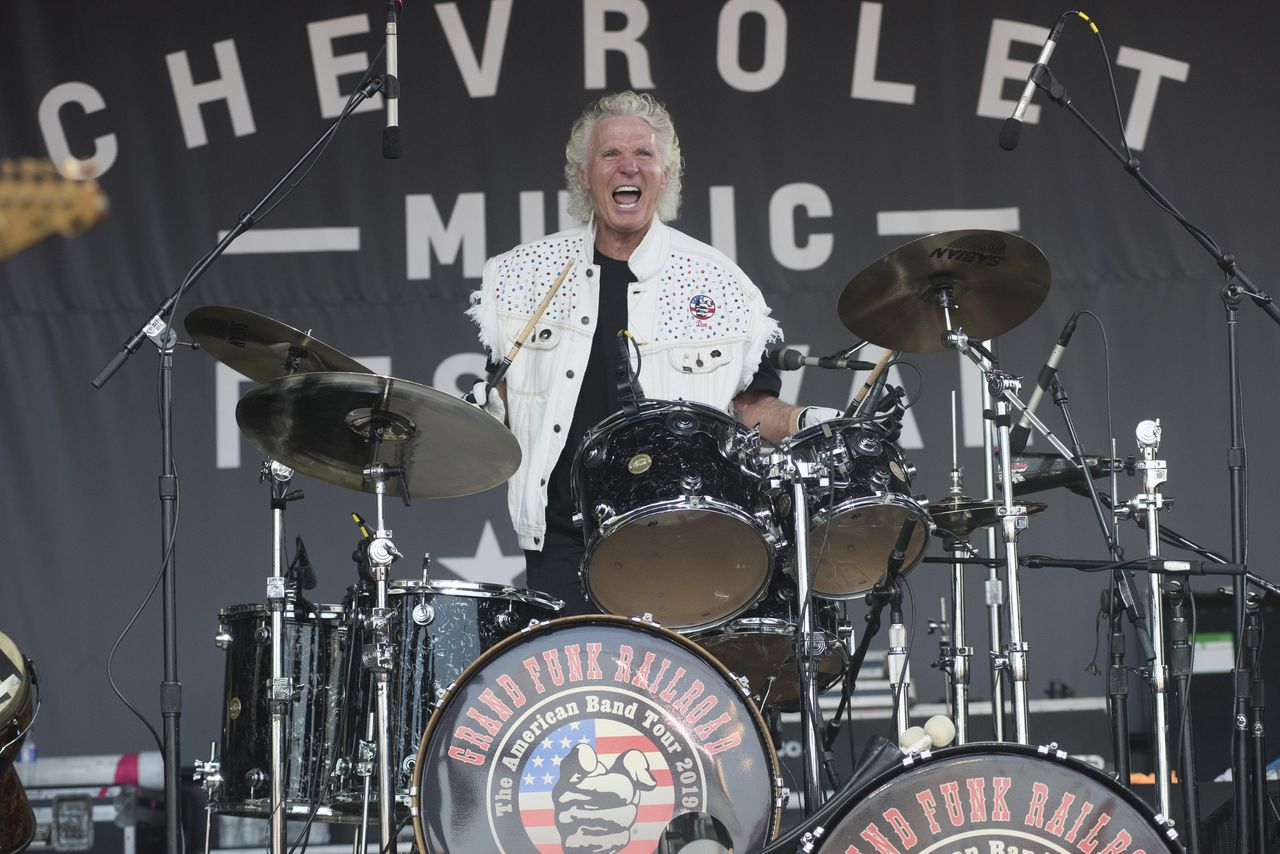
[[1, 1, 1277, 766]]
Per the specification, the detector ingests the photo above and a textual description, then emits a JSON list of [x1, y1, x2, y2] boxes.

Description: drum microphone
[[1009, 312, 1079, 455], [898, 715, 957, 754], [999, 11, 1071, 151], [768, 348, 875, 371], [382, 0, 403, 159]]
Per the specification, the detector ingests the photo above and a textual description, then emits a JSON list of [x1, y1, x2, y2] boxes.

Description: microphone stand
[[1034, 61, 1277, 852], [87, 75, 386, 854], [1049, 376, 1156, 791]]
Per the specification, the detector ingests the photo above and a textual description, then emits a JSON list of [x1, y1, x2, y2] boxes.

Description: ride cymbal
[[236, 372, 520, 498], [838, 230, 1050, 352], [185, 305, 371, 383]]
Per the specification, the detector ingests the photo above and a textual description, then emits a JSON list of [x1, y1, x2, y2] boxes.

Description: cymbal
[[236, 372, 520, 499], [928, 495, 1047, 539], [185, 305, 371, 383], [838, 230, 1050, 352]]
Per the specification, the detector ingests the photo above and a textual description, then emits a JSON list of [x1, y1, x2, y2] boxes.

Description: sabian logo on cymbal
[[930, 235, 1007, 267]]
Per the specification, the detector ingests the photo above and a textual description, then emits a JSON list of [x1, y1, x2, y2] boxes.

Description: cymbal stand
[[940, 393, 972, 744], [936, 277, 1078, 744], [1127, 421, 1174, 825], [766, 444, 830, 812], [978, 343, 1006, 742], [263, 459, 300, 854], [361, 462, 405, 853]]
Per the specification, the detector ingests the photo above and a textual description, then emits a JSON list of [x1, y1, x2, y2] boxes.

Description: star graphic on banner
[[532, 756, 544, 767], [433, 520, 524, 585]]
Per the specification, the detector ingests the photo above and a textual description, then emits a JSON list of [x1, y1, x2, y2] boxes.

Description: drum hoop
[[408, 613, 783, 854], [815, 741, 1183, 851], [217, 602, 345, 619], [0, 631, 34, 764], [808, 492, 927, 528], [387, 579, 564, 611]]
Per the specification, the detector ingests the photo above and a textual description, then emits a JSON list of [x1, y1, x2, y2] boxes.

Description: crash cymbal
[[236, 372, 520, 499], [928, 495, 1047, 539], [838, 230, 1050, 352], [185, 305, 371, 383]]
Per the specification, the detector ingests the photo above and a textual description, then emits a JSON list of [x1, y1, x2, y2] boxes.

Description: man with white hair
[[468, 91, 839, 613]]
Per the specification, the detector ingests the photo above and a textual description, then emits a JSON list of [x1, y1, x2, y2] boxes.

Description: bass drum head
[[815, 742, 1184, 853], [411, 615, 781, 854]]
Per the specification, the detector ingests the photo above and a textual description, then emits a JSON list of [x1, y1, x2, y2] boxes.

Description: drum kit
[[186, 230, 1186, 853]]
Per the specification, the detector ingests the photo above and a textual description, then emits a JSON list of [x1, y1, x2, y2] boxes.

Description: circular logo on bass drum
[[414, 618, 779, 854], [492, 688, 702, 852]]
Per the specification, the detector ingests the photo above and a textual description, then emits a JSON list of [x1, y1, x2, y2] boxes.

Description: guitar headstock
[[0, 157, 109, 262]]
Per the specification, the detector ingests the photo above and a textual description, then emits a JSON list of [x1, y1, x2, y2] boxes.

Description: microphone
[[382, 0, 402, 159], [1009, 313, 1079, 455], [998, 12, 1069, 151], [898, 715, 957, 754], [767, 348, 876, 371]]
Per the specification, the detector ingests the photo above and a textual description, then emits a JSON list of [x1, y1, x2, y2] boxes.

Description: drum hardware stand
[[360, 461, 406, 854], [977, 340, 1006, 743], [1125, 420, 1176, 826], [938, 284, 1077, 745], [1163, 578, 1202, 854], [192, 742, 222, 854], [938, 392, 973, 744], [766, 444, 831, 812], [262, 459, 302, 854]]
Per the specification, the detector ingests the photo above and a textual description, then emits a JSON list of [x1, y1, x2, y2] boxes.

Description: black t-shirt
[[542, 249, 782, 537]]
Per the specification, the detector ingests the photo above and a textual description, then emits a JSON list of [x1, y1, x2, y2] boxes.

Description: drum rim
[[806, 500, 931, 600], [582, 498, 775, 631], [0, 630, 32, 761], [217, 602, 346, 618], [408, 613, 783, 854], [815, 741, 1184, 852], [386, 579, 564, 610]]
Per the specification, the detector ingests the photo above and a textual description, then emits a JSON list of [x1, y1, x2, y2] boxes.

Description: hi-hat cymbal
[[236, 372, 520, 499], [838, 230, 1050, 352], [928, 495, 1048, 539], [185, 305, 371, 383]]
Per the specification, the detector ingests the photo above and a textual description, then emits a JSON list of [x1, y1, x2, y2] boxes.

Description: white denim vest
[[468, 218, 781, 550]]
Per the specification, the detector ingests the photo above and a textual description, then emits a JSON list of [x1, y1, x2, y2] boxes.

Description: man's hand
[[552, 743, 658, 854]]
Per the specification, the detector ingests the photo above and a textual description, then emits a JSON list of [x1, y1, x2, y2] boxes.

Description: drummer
[[468, 91, 839, 614]]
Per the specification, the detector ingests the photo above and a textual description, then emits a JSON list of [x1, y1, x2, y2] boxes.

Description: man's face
[[580, 115, 667, 252]]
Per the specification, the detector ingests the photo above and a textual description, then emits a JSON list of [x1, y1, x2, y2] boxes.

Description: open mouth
[[612, 185, 641, 210]]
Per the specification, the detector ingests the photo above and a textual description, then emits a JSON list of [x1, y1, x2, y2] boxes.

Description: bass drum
[[812, 742, 1184, 853], [410, 616, 783, 854]]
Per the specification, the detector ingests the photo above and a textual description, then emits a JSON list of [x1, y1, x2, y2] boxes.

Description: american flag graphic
[[515, 717, 677, 854]]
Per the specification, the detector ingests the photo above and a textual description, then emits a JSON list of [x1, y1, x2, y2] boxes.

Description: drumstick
[[485, 259, 575, 396], [853, 349, 896, 405], [849, 348, 901, 419]]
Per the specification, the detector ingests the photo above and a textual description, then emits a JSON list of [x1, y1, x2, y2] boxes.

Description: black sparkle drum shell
[[331, 580, 561, 816], [815, 742, 1184, 853], [782, 420, 929, 599], [213, 603, 350, 821], [410, 616, 781, 854], [573, 400, 777, 631]]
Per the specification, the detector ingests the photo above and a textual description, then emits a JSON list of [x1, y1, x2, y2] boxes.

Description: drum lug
[[593, 502, 615, 523], [681, 471, 703, 492], [244, 767, 267, 799], [494, 609, 520, 632], [412, 602, 435, 626], [214, 623, 233, 650], [734, 674, 752, 696]]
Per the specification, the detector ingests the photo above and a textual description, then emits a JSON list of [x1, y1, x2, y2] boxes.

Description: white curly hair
[[563, 91, 684, 224]]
